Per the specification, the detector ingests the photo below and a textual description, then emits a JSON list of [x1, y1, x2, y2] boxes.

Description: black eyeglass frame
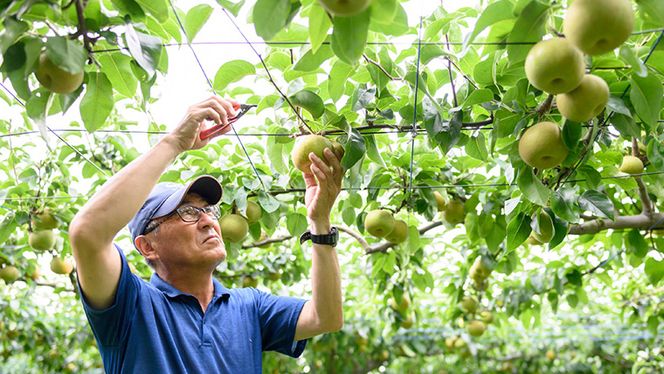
[[143, 204, 221, 235]]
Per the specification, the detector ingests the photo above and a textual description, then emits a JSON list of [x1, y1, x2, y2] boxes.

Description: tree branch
[[337, 226, 370, 251], [363, 54, 401, 81], [536, 94, 554, 118], [241, 235, 293, 249], [568, 213, 664, 235], [632, 138, 654, 216]]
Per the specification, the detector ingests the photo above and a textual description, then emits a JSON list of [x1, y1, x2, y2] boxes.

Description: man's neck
[[158, 268, 215, 312]]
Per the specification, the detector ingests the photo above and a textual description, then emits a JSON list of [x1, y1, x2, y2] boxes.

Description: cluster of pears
[[521, 0, 634, 170], [526, 211, 555, 245], [459, 295, 493, 338], [219, 201, 262, 243], [364, 210, 408, 244], [290, 134, 344, 173], [318, 0, 371, 17], [434, 192, 466, 225], [29, 209, 58, 251]]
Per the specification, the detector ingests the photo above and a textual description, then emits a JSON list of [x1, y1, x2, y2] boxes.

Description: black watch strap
[[300, 227, 338, 247]]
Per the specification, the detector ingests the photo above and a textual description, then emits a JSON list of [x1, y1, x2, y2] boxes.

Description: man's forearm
[[309, 221, 343, 331], [70, 138, 181, 244]]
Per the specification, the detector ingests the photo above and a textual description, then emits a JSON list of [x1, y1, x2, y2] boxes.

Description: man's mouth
[[203, 235, 219, 243]]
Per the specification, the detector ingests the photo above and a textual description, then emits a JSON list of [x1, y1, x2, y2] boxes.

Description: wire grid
[[0, 6, 662, 202]]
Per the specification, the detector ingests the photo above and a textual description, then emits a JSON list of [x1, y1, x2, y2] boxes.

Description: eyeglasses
[[143, 204, 221, 235]]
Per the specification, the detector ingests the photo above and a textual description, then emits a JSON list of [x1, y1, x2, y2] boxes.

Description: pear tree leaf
[[579, 190, 615, 220], [184, 4, 213, 42], [507, 1, 550, 64], [80, 72, 114, 132], [289, 90, 325, 118], [464, 0, 514, 48], [506, 212, 531, 251], [331, 8, 371, 64], [630, 73, 663, 129], [213, 60, 256, 91], [517, 167, 550, 206], [308, 3, 331, 54], [253, 0, 291, 41], [644, 257, 664, 284]]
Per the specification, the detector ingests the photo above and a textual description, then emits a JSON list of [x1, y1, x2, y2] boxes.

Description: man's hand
[[303, 148, 344, 234], [165, 96, 239, 153]]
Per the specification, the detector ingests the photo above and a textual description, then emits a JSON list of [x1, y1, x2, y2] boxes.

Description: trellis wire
[[0, 82, 108, 176], [408, 16, 425, 211], [88, 27, 664, 53]]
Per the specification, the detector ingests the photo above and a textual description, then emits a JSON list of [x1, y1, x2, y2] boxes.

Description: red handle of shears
[[199, 102, 242, 140]]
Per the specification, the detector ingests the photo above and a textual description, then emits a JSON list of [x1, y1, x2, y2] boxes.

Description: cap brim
[[153, 175, 222, 218]]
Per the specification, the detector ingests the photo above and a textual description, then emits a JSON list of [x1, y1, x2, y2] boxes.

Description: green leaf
[[370, 0, 397, 23], [606, 97, 632, 118], [630, 73, 663, 129], [506, 212, 532, 251], [507, 1, 550, 64], [644, 257, 664, 284], [462, 88, 493, 108], [626, 229, 648, 258], [308, 3, 331, 54], [111, 0, 146, 18], [97, 52, 137, 98], [465, 132, 488, 161], [464, 0, 514, 48], [331, 8, 371, 65], [184, 4, 213, 42], [579, 190, 615, 220], [425, 110, 462, 154], [216, 0, 245, 17], [610, 113, 640, 138], [286, 213, 308, 236], [257, 190, 280, 213], [289, 90, 325, 118], [125, 24, 163, 77], [328, 60, 353, 101], [578, 165, 601, 190], [80, 72, 114, 132], [619, 46, 648, 77], [517, 167, 550, 206], [293, 45, 334, 72], [213, 60, 256, 91], [562, 120, 582, 150], [340, 127, 366, 170], [135, 0, 168, 22], [637, 0, 664, 26], [45, 36, 86, 74], [253, 0, 291, 41]]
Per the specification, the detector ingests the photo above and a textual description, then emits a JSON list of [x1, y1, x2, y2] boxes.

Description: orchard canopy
[[1, 0, 663, 372]]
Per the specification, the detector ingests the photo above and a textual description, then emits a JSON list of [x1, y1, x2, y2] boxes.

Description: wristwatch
[[299, 227, 339, 247]]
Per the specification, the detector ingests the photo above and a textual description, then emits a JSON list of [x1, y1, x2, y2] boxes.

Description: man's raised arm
[[68, 97, 237, 309]]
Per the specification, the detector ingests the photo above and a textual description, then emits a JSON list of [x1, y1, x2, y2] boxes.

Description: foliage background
[[0, 0, 663, 372]]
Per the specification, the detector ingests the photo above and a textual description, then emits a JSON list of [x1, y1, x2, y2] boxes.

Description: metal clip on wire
[[199, 103, 257, 140]]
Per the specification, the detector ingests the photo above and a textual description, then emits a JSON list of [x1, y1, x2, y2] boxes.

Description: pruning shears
[[199, 103, 257, 140]]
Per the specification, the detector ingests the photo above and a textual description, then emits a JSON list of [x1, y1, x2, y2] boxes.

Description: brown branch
[[256, 54, 313, 134], [35, 281, 76, 293], [241, 235, 293, 249], [71, 0, 94, 54], [536, 94, 554, 118], [363, 54, 401, 81], [568, 213, 664, 235], [316, 119, 494, 136], [337, 226, 370, 251], [444, 34, 458, 107], [631, 139, 653, 216]]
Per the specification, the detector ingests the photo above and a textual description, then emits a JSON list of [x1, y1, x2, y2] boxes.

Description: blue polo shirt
[[79, 245, 307, 373]]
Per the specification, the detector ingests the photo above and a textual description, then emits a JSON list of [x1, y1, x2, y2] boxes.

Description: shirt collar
[[150, 273, 231, 300]]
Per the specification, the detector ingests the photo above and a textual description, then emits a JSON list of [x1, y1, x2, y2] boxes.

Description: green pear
[[0, 266, 20, 283], [242, 275, 258, 288], [470, 256, 491, 280], [318, 0, 372, 17], [385, 219, 408, 244], [526, 234, 543, 245], [518, 122, 569, 169], [219, 214, 249, 243], [563, 0, 634, 55], [460, 296, 478, 314], [546, 349, 556, 361], [467, 320, 486, 337], [32, 209, 58, 230], [443, 200, 465, 225], [532, 211, 554, 243], [556, 74, 609, 122], [525, 38, 585, 94], [291, 135, 334, 172], [619, 155, 644, 175], [433, 191, 447, 211], [50, 257, 73, 275], [331, 140, 345, 160], [245, 201, 262, 224], [35, 52, 84, 94], [28, 230, 56, 251], [389, 293, 411, 313], [480, 311, 493, 324], [364, 209, 395, 237]]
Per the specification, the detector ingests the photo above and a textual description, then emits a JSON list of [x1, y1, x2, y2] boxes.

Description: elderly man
[[68, 97, 343, 373]]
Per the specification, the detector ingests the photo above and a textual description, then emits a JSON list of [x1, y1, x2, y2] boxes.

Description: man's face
[[148, 193, 226, 270]]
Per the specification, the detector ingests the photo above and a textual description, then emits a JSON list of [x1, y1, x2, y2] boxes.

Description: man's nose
[[197, 211, 216, 228]]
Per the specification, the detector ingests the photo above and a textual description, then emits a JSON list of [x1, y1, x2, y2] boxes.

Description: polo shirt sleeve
[[254, 289, 308, 357], [78, 244, 142, 347]]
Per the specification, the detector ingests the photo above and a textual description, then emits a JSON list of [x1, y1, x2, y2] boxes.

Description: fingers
[[193, 96, 238, 126], [323, 148, 344, 185]]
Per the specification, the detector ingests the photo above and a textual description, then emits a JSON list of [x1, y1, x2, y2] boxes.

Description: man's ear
[[135, 235, 159, 263]]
